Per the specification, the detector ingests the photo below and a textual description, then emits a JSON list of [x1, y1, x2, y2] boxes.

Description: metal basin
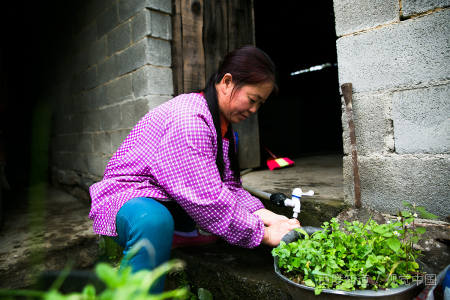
[[274, 228, 430, 300]]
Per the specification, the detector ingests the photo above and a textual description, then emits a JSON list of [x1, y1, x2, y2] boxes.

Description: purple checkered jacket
[[89, 93, 265, 248]]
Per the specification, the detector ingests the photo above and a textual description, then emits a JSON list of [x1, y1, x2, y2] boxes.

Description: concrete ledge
[[169, 242, 293, 300]]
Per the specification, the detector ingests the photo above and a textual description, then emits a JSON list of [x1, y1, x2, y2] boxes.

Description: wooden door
[[172, 0, 260, 169]]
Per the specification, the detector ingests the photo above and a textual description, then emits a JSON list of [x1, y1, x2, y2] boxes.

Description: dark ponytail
[[203, 46, 278, 184]]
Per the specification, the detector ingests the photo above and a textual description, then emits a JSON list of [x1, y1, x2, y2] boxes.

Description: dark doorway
[[254, 1, 342, 164]]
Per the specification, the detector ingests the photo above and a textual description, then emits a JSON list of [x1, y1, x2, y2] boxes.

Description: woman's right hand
[[261, 218, 301, 247]]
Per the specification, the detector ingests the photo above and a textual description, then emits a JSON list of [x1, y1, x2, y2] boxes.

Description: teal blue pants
[[110, 197, 196, 293]]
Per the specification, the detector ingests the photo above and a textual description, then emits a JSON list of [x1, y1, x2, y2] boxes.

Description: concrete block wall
[[40, 0, 173, 201], [335, 1, 450, 219]]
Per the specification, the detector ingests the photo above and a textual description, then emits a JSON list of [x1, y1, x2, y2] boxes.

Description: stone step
[[168, 240, 293, 300]]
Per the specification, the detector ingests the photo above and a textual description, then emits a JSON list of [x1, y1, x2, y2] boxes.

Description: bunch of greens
[[272, 201, 438, 295]]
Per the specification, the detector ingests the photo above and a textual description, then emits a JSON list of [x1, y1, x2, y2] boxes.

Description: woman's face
[[217, 74, 273, 124]]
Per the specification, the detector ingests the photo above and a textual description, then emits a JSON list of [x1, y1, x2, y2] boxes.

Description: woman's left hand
[[253, 209, 289, 226]]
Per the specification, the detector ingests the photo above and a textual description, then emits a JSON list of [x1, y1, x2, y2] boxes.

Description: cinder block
[[97, 3, 119, 38], [87, 154, 107, 176], [132, 65, 173, 97], [119, 0, 146, 22], [107, 21, 132, 55], [60, 59, 74, 81], [59, 77, 81, 101], [146, 37, 171, 67], [75, 21, 98, 53], [90, 85, 108, 110], [393, 83, 450, 154], [88, 36, 107, 66], [98, 55, 118, 85], [146, 94, 171, 110], [93, 131, 112, 154], [131, 9, 151, 42], [342, 92, 394, 156], [402, 0, 450, 17], [337, 9, 450, 93], [60, 152, 74, 170], [70, 114, 84, 134], [119, 0, 171, 22], [73, 153, 90, 173], [73, 50, 90, 75], [150, 10, 171, 40], [333, 0, 399, 36], [343, 154, 450, 220], [78, 133, 93, 153], [100, 105, 122, 130], [56, 97, 75, 118], [117, 38, 147, 75], [51, 151, 63, 169], [81, 66, 98, 91], [74, 92, 91, 113], [112, 129, 131, 153], [121, 100, 143, 128], [107, 75, 134, 105], [146, 0, 171, 13], [84, 110, 102, 132], [53, 136, 63, 152], [62, 134, 78, 152]]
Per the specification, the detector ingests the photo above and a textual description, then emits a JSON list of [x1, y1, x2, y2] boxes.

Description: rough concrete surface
[[242, 154, 349, 227], [333, 0, 400, 36], [402, 0, 450, 17], [337, 8, 450, 93], [242, 154, 344, 200], [341, 91, 394, 156], [0, 184, 101, 289], [393, 83, 450, 154], [170, 241, 293, 300], [343, 154, 450, 220]]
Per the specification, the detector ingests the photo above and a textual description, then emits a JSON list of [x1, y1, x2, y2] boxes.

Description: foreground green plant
[[272, 201, 438, 295], [170, 270, 213, 300], [0, 239, 189, 300]]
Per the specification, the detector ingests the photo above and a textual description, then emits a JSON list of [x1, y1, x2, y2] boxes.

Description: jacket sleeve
[[152, 111, 265, 248], [221, 157, 265, 213]]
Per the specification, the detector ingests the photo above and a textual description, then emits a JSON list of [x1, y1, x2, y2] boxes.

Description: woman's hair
[[203, 45, 278, 184]]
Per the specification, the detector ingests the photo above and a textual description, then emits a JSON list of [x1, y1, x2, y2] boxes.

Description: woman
[[89, 46, 300, 292]]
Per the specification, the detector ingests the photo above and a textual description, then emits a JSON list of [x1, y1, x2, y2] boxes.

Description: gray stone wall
[[39, 0, 173, 200], [335, 1, 450, 219]]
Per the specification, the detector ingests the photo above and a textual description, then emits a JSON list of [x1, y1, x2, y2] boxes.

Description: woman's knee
[[117, 197, 174, 241]]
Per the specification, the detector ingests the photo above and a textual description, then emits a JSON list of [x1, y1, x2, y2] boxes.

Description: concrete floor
[[0, 154, 345, 294], [0, 183, 100, 289], [242, 154, 344, 200]]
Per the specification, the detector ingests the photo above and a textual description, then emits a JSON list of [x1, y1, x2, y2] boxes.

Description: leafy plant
[[272, 201, 438, 295], [170, 270, 213, 300], [0, 239, 188, 300]]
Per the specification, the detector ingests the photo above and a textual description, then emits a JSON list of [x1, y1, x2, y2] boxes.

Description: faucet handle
[[302, 190, 314, 197], [292, 188, 314, 198]]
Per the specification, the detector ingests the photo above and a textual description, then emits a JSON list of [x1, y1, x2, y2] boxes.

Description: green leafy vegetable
[[272, 201, 438, 295]]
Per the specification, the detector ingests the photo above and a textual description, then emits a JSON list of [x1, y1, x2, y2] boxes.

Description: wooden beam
[[228, 0, 259, 168], [203, 0, 228, 80], [228, 0, 255, 51], [171, 0, 183, 96], [181, 0, 205, 93]]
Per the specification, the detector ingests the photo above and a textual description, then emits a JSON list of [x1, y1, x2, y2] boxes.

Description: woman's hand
[[261, 218, 301, 247], [253, 209, 289, 226]]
